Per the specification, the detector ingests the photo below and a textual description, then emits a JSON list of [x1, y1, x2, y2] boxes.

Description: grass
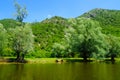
[[0, 57, 63, 64], [26, 58, 58, 63], [0, 57, 120, 64], [26, 58, 96, 63]]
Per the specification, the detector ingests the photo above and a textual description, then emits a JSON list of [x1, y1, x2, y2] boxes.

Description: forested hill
[[1, 8, 120, 58], [0, 19, 19, 29], [31, 16, 69, 57], [79, 8, 120, 36], [32, 16, 69, 44], [80, 8, 120, 27], [41, 16, 68, 25]]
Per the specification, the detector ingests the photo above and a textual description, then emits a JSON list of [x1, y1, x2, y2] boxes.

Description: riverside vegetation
[[0, 1, 120, 62]]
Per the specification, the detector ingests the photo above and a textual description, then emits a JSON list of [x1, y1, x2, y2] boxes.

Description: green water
[[0, 62, 120, 80]]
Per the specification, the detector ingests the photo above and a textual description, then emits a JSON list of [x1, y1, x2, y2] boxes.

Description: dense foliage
[[52, 18, 109, 60], [0, 24, 7, 57], [80, 8, 120, 37], [0, 8, 120, 61], [106, 35, 120, 61], [0, 19, 20, 29], [9, 24, 34, 62], [30, 16, 69, 58]]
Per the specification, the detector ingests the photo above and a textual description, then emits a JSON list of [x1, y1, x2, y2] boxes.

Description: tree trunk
[[111, 55, 115, 62], [83, 57, 87, 61], [83, 52, 87, 61], [16, 51, 21, 62], [21, 54, 25, 63]]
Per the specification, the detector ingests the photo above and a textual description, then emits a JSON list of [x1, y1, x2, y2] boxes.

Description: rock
[[56, 59, 63, 62]]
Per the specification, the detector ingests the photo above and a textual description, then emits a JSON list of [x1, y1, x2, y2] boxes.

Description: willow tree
[[14, 0, 28, 23], [10, 24, 34, 62], [64, 18, 108, 61], [0, 24, 7, 57], [107, 35, 120, 61]]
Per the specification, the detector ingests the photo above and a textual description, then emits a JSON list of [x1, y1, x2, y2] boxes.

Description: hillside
[[0, 17, 69, 57], [31, 16, 69, 57], [0, 19, 20, 29], [1, 8, 120, 57], [79, 8, 120, 36]]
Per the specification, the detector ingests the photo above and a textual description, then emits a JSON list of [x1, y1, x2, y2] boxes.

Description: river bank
[[0, 57, 120, 64]]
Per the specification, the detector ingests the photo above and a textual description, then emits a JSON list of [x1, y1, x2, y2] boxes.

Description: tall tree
[[14, 0, 28, 23], [64, 18, 109, 61], [107, 35, 120, 61], [10, 24, 34, 62]]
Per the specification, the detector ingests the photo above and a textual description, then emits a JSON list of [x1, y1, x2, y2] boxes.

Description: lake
[[0, 62, 120, 80]]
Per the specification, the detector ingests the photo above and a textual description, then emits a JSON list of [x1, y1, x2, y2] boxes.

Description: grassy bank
[[0, 57, 120, 64], [26, 58, 58, 63], [0, 57, 64, 64]]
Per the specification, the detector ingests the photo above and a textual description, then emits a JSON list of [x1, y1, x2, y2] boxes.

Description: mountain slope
[[79, 8, 120, 36], [80, 8, 120, 27], [0, 19, 19, 29], [31, 16, 69, 57]]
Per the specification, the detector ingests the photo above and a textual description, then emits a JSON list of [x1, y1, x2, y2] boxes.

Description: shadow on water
[[64, 58, 94, 63], [104, 59, 117, 64], [0, 57, 28, 63], [64, 58, 120, 64], [105, 60, 116, 64]]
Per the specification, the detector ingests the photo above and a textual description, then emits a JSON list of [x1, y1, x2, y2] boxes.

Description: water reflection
[[0, 62, 120, 80]]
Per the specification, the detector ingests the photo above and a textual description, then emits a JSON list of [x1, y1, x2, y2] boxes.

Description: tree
[[10, 24, 34, 62], [107, 35, 120, 61], [64, 18, 108, 61], [52, 43, 66, 58], [14, 0, 28, 23], [0, 24, 7, 57]]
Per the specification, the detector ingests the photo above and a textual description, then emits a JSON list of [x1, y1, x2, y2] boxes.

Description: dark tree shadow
[[0, 57, 28, 63], [64, 58, 94, 63]]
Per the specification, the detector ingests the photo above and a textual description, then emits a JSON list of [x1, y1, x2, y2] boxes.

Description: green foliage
[[31, 16, 69, 57], [1, 8, 120, 61], [102, 26, 120, 37], [52, 43, 66, 58], [0, 19, 19, 29], [106, 35, 120, 60], [80, 8, 120, 37], [9, 24, 34, 61], [81, 8, 120, 27], [63, 18, 109, 60], [0, 24, 7, 56]]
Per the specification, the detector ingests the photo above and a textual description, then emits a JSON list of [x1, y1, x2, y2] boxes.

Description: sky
[[0, 0, 120, 22]]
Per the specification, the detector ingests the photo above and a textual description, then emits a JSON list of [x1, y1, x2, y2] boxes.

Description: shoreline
[[0, 57, 120, 64]]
